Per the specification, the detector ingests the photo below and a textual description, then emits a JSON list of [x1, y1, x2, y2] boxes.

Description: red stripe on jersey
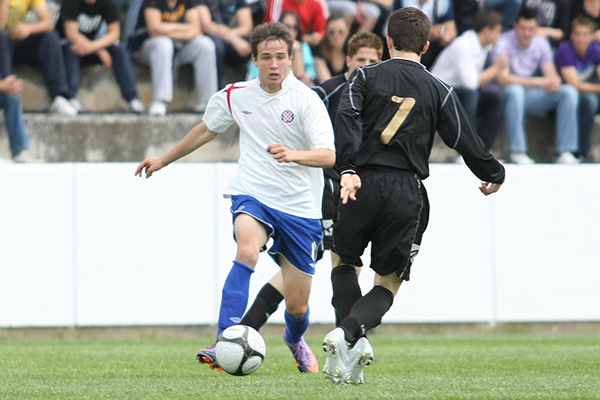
[[224, 84, 244, 114]]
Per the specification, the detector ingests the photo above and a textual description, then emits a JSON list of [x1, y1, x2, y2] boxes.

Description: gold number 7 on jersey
[[380, 96, 416, 145]]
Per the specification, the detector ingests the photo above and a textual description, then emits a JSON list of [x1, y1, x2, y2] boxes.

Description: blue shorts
[[230, 195, 322, 276]]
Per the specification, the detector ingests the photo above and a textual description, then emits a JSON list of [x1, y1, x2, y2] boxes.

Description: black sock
[[240, 283, 284, 331], [339, 286, 394, 346], [331, 265, 362, 326]]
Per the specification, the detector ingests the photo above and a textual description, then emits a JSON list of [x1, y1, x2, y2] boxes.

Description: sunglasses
[[328, 28, 346, 36], [284, 24, 300, 30]]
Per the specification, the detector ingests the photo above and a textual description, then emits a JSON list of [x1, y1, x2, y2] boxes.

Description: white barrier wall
[[1, 163, 599, 328]]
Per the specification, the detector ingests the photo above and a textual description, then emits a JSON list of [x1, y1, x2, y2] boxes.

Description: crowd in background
[[1, 0, 600, 163]]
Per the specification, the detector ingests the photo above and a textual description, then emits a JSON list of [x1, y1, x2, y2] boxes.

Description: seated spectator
[[392, 0, 457, 69], [263, 0, 329, 47], [197, 0, 253, 87], [0, 0, 78, 115], [487, 6, 579, 164], [571, 0, 600, 42], [326, 0, 380, 33], [555, 15, 600, 162], [523, 0, 571, 47], [0, 75, 39, 162], [247, 10, 317, 85], [59, 0, 145, 113], [313, 12, 350, 83], [431, 9, 507, 151], [128, 0, 218, 116]]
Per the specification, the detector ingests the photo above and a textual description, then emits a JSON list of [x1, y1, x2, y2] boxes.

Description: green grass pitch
[[1, 331, 599, 399]]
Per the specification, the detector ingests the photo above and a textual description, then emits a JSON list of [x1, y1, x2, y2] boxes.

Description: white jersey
[[203, 72, 335, 219]]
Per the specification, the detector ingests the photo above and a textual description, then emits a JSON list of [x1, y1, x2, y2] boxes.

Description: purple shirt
[[555, 39, 600, 83], [489, 29, 554, 79]]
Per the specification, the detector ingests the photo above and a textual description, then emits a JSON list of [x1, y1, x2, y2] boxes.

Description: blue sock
[[217, 260, 254, 338], [284, 308, 310, 345]]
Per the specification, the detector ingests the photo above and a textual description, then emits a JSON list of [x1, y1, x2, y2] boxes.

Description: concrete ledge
[[0, 113, 240, 162]]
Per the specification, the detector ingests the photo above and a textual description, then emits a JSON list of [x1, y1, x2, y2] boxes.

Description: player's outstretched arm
[[479, 182, 502, 196], [135, 122, 217, 178]]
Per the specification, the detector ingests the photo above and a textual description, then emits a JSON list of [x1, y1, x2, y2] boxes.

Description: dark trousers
[[209, 35, 249, 88], [62, 41, 139, 101], [454, 87, 506, 150], [0, 30, 69, 98]]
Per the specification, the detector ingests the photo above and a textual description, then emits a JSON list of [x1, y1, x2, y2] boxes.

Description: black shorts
[[333, 168, 429, 280]]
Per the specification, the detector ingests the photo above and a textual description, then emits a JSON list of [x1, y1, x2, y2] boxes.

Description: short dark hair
[[516, 7, 539, 25], [571, 15, 596, 33], [386, 7, 431, 55], [250, 23, 295, 59], [473, 9, 503, 33], [347, 32, 384, 59]]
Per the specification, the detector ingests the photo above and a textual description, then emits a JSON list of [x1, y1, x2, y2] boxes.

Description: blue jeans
[[112, 0, 143, 40], [62, 41, 139, 101], [502, 84, 579, 154], [578, 92, 599, 158], [2, 30, 70, 98], [485, 0, 522, 31], [0, 92, 30, 155], [454, 87, 505, 149]]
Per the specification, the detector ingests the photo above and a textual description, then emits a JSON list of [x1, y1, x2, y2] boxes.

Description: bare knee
[[285, 301, 308, 318], [235, 243, 260, 267]]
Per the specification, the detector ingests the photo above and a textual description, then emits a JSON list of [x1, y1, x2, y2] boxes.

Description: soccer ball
[[215, 325, 266, 376]]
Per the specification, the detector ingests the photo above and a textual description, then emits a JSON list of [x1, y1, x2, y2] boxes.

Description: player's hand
[[267, 143, 296, 163], [479, 181, 502, 196], [135, 157, 167, 179], [340, 173, 361, 204]]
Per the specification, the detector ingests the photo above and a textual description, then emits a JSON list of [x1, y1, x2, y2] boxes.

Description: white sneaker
[[322, 327, 350, 384], [50, 96, 78, 116], [69, 98, 83, 113], [12, 150, 43, 163], [0, 157, 14, 164], [509, 152, 534, 164], [127, 99, 145, 114], [556, 151, 580, 164], [148, 101, 167, 116], [342, 337, 373, 385]]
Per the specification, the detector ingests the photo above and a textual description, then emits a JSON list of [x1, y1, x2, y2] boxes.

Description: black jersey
[[335, 58, 505, 183]]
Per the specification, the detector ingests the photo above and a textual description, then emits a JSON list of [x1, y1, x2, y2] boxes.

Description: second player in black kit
[[322, 7, 506, 385]]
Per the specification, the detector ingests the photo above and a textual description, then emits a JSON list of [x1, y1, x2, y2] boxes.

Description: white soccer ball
[[215, 325, 266, 376]]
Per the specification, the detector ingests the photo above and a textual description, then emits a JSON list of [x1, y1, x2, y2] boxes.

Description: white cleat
[[322, 327, 350, 384], [342, 337, 373, 385]]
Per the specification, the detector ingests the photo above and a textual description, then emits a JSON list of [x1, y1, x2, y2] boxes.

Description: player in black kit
[[322, 7, 506, 385]]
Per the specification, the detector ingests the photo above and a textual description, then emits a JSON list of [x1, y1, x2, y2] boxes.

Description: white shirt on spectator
[[431, 29, 489, 90]]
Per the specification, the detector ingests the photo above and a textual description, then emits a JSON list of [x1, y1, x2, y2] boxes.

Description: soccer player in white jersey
[[135, 22, 335, 374]]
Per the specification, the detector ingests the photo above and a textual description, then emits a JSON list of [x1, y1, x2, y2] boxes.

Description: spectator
[[555, 15, 600, 162], [197, 0, 253, 87], [454, 0, 522, 35], [523, 0, 571, 47], [392, 0, 457, 69], [0, 0, 78, 115], [113, 0, 144, 41], [487, 6, 579, 164], [128, 0, 218, 116], [263, 0, 329, 47], [313, 12, 350, 83], [247, 10, 317, 85], [432, 9, 507, 151], [0, 75, 39, 162], [59, 0, 145, 113], [326, 0, 380, 33], [571, 0, 600, 42]]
